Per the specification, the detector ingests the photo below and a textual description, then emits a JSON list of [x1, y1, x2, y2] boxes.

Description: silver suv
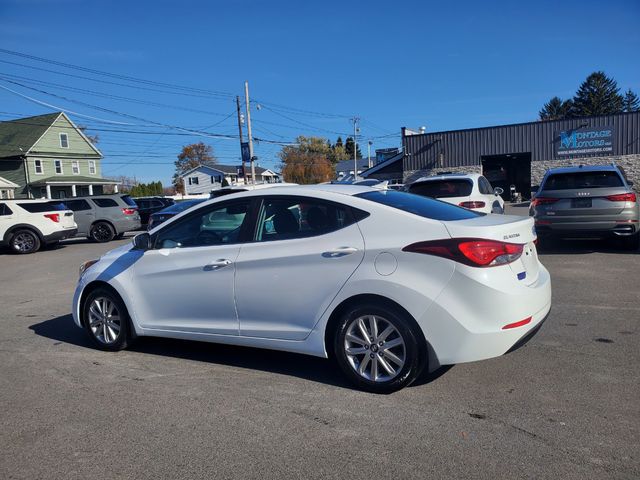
[[531, 165, 639, 250], [48, 194, 141, 243]]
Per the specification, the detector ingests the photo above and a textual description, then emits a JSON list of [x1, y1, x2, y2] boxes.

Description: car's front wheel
[[333, 303, 424, 393], [9, 229, 41, 254], [82, 288, 132, 351], [90, 222, 115, 243]]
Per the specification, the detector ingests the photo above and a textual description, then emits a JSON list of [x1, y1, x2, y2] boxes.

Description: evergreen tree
[[344, 137, 363, 159], [539, 96, 573, 120], [623, 89, 640, 112], [571, 71, 624, 116]]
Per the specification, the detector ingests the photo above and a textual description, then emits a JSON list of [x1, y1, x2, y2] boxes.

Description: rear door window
[[356, 190, 481, 221], [543, 171, 624, 190], [409, 179, 473, 198], [17, 202, 66, 213], [92, 198, 118, 208], [56, 199, 91, 211]]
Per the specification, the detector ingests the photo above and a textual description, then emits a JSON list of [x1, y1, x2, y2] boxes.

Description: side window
[[0, 203, 13, 216], [478, 177, 491, 194], [154, 200, 251, 249], [256, 197, 354, 242], [92, 198, 118, 208], [151, 200, 164, 208], [136, 199, 149, 209], [64, 199, 91, 211]]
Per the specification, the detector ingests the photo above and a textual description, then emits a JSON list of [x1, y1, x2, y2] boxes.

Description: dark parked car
[[530, 164, 639, 250], [48, 194, 141, 242], [133, 196, 175, 227], [147, 199, 206, 230]]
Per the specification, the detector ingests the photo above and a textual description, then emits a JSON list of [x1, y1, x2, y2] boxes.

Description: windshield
[[409, 179, 473, 198], [356, 190, 481, 221], [543, 171, 624, 190]]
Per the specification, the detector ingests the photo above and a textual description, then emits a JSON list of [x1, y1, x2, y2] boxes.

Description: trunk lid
[[441, 214, 539, 285], [536, 188, 629, 217]]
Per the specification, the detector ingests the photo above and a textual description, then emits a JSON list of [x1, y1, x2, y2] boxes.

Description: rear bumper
[[44, 228, 77, 243], [417, 263, 552, 366], [115, 217, 142, 233], [536, 221, 638, 237]]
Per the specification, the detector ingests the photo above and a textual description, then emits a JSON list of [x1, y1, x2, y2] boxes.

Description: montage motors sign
[[556, 125, 615, 156]]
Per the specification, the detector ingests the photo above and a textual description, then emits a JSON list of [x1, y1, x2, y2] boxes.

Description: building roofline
[[360, 151, 403, 177], [402, 110, 640, 138]]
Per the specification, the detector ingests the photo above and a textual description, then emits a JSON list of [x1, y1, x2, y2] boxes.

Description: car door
[[234, 195, 365, 340], [0, 202, 15, 239], [60, 199, 94, 235], [130, 198, 253, 335]]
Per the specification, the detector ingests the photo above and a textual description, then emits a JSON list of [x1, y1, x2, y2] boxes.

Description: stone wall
[[530, 154, 640, 188]]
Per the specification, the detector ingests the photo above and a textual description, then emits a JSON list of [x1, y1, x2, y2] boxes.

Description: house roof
[[360, 151, 403, 177], [0, 112, 61, 158], [335, 158, 370, 174], [180, 164, 273, 177], [0, 176, 19, 188], [29, 175, 118, 185]]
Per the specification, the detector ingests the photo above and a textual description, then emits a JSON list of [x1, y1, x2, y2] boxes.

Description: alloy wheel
[[344, 315, 406, 382], [13, 232, 36, 253], [92, 223, 113, 242], [88, 296, 121, 344]]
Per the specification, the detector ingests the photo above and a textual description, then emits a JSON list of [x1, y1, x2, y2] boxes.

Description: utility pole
[[244, 81, 256, 185], [236, 96, 245, 183], [351, 116, 360, 181], [368, 140, 373, 168]]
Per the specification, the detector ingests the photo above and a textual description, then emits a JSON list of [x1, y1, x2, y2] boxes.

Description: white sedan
[[73, 185, 551, 393], [408, 173, 505, 214]]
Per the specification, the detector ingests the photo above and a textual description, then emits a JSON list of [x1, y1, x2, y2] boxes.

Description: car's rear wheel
[[333, 303, 423, 393], [90, 222, 115, 243], [9, 229, 41, 254], [82, 288, 132, 351]]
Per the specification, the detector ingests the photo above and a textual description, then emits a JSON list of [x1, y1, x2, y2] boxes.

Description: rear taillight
[[44, 213, 60, 223], [403, 238, 524, 267], [458, 201, 486, 209], [530, 197, 558, 207], [122, 208, 137, 215], [502, 317, 532, 330], [605, 192, 636, 203]]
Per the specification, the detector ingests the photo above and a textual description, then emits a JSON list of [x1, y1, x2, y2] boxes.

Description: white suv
[[407, 173, 505, 214], [0, 200, 77, 254]]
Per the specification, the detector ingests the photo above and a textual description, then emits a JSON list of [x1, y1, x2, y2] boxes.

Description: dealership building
[[363, 111, 640, 199]]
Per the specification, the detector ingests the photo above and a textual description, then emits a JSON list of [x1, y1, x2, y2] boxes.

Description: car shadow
[[30, 314, 449, 391], [537, 238, 639, 255]]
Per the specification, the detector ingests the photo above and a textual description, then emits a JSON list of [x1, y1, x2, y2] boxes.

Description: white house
[[0, 176, 19, 199], [180, 164, 281, 195]]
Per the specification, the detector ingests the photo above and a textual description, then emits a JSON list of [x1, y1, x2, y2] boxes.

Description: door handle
[[322, 247, 359, 258], [204, 259, 233, 271]]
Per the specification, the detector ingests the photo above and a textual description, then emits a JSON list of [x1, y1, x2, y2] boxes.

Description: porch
[[30, 175, 120, 199]]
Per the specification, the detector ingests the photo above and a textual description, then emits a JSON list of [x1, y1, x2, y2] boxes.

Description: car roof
[[545, 164, 622, 175], [207, 184, 374, 201], [411, 172, 480, 184]]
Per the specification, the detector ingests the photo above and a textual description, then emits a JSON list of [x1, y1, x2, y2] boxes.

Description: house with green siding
[[0, 112, 119, 199]]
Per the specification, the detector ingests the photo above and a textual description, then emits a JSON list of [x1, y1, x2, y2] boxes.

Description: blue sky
[[0, 0, 638, 186]]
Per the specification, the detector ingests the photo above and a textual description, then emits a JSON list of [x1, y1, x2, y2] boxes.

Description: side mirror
[[532, 185, 540, 193], [493, 187, 504, 195], [132, 232, 151, 251]]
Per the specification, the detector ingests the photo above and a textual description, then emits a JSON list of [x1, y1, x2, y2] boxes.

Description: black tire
[[333, 302, 424, 394], [82, 287, 132, 351], [90, 221, 115, 243], [9, 229, 41, 254], [619, 234, 640, 251]]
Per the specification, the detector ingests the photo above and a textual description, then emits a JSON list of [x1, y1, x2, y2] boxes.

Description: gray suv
[[49, 194, 141, 242], [531, 165, 639, 250]]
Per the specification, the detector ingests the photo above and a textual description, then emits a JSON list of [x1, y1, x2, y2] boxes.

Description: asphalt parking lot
[[1, 206, 638, 480]]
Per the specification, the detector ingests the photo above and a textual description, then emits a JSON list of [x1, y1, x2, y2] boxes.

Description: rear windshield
[[121, 195, 137, 207], [161, 200, 205, 214], [543, 171, 624, 190], [409, 179, 473, 198], [17, 202, 66, 213], [356, 190, 482, 221]]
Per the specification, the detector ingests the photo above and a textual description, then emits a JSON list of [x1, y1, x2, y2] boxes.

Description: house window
[[190, 177, 199, 185], [88, 160, 96, 175], [34, 159, 43, 174], [54, 160, 63, 174], [72, 161, 80, 175], [59, 133, 69, 148]]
